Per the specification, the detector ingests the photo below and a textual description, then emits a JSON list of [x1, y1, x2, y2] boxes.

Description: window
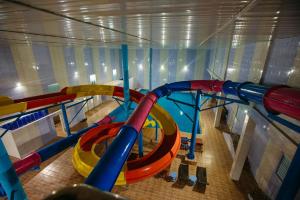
[[276, 155, 291, 181]]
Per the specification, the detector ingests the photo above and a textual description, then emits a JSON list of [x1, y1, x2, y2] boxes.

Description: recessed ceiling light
[[276, 10, 280, 14]]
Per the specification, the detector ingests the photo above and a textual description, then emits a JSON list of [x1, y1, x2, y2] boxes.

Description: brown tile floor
[[112, 111, 246, 200], [20, 101, 257, 200]]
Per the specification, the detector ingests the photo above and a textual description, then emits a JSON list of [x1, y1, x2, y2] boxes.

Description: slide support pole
[[121, 44, 130, 117], [187, 90, 201, 160], [149, 48, 153, 90], [0, 140, 27, 199], [61, 103, 71, 136], [138, 131, 144, 157], [155, 120, 158, 142]]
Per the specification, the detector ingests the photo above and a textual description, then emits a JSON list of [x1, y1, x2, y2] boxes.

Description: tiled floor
[[19, 100, 259, 200]]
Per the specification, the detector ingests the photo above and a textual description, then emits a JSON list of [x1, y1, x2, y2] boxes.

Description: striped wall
[[205, 27, 300, 199], [0, 43, 209, 98]]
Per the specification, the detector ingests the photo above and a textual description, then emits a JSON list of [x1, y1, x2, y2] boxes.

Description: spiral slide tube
[[84, 80, 300, 191], [0, 80, 299, 198]]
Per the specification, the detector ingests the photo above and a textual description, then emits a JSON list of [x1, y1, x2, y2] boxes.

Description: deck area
[[14, 101, 259, 200]]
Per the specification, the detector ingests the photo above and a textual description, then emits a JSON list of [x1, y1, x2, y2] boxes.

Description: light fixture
[[287, 69, 295, 75], [16, 82, 22, 88], [113, 69, 117, 76], [244, 110, 248, 114], [104, 66, 107, 72], [180, 111, 184, 115], [32, 65, 39, 70], [263, 125, 267, 129], [80, 7, 88, 10], [276, 10, 280, 14], [183, 65, 188, 72], [74, 71, 79, 78], [83, 16, 90, 21], [227, 68, 235, 72], [138, 64, 143, 71], [160, 65, 165, 71], [89, 74, 96, 83], [273, 16, 278, 20], [84, 62, 88, 66], [186, 9, 191, 12]]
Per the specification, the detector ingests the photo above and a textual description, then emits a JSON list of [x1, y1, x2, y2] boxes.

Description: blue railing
[[1, 110, 48, 131]]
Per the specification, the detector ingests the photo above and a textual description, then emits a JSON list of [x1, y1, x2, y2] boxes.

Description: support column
[[138, 131, 143, 158], [61, 103, 71, 136], [0, 140, 27, 199], [155, 121, 158, 142], [276, 144, 300, 200], [213, 92, 224, 128], [121, 44, 130, 116], [149, 48, 153, 90], [187, 90, 201, 160], [230, 114, 255, 180]]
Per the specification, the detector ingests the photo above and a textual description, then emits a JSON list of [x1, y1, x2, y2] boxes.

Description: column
[[187, 90, 201, 160], [230, 114, 255, 180], [213, 92, 225, 128], [121, 44, 130, 116]]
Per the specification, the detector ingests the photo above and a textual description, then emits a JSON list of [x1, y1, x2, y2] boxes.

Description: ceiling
[[0, 0, 299, 48]]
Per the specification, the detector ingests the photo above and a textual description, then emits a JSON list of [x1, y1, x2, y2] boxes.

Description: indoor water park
[[0, 0, 300, 200]]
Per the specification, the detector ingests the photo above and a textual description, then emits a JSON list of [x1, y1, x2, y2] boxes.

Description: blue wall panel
[[64, 47, 78, 85], [203, 49, 212, 79], [185, 49, 197, 80], [239, 43, 256, 82], [32, 44, 56, 92], [84, 47, 95, 82], [227, 48, 236, 71], [99, 48, 106, 83], [263, 36, 300, 85], [152, 49, 160, 88], [0, 42, 19, 98], [214, 47, 226, 77], [136, 48, 144, 88], [168, 49, 177, 83], [110, 49, 117, 80]]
